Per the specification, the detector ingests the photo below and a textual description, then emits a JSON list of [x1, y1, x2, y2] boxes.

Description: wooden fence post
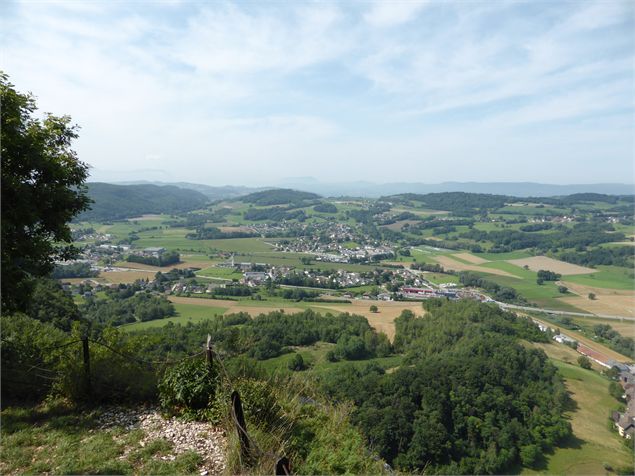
[[231, 390, 250, 460], [206, 334, 213, 369], [275, 457, 290, 475], [82, 336, 91, 397]]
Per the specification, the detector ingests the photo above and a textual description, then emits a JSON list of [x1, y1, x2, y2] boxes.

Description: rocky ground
[[97, 406, 227, 475]]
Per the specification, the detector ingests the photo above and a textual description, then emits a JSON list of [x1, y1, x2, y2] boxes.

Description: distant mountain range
[[112, 181, 269, 200], [104, 179, 634, 198], [274, 178, 635, 198]]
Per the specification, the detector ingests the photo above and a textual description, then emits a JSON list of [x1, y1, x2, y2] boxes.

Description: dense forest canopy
[[320, 301, 570, 474], [77, 183, 209, 221]]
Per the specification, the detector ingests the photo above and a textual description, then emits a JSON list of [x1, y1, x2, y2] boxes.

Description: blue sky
[[2, 0, 633, 185]]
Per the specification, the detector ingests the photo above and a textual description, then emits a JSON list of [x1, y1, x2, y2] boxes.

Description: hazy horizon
[[2, 0, 634, 185]]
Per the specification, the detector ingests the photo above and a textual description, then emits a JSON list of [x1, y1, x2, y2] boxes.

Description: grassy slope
[[121, 302, 228, 331], [563, 265, 634, 290], [520, 343, 633, 475]]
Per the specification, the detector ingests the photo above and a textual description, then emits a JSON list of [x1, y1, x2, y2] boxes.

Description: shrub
[[578, 355, 592, 369], [288, 353, 305, 371], [158, 359, 217, 413]]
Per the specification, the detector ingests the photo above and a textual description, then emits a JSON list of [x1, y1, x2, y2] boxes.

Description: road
[[496, 302, 635, 322]]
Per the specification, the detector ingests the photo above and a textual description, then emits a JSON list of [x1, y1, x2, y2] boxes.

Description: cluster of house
[[399, 286, 458, 300], [312, 245, 394, 263], [612, 367, 635, 438], [73, 230, 113, 242], [130, 247, 166, 258]]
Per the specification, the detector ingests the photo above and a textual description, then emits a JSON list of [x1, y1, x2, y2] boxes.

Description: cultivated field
[[433, 255, 519, 277], [101, 270, 155, 283], [560, 281, 635, 317], [452, 252, 489, 264], [508, 256, 596, 275]]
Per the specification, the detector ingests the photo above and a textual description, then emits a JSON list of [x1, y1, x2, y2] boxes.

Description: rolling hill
[[77, 183, 209, 221]]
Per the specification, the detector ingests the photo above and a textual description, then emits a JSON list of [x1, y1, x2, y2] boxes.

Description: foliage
[[239, 188, 320, 205], [459, 222, 624, 253], [312, 202, 337, 213], [1, 313, 71, 401], [158, 359, 217, 413], [244, 207, 307, 222], [77, 183, 208, 221], [537, 269, 561, 281], [288, 353, 306, 371], [126, 250, 180, 267], [593, 324, 634, 359], [321, 301, 568, 474], [1, 73, 90, 314], [27, 278, 83, 331], [578, 355, 592, 369], [186, 226, 258, 240], [51, 262, 98, 279], [559, 246, 635, 268], [82, 291, 176, 326], [459, 272, 528, 304]]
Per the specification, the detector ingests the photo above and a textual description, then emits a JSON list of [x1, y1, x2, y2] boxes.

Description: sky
[[1, 0, 634, 186]]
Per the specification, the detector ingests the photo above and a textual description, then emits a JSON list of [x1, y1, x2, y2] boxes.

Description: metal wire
[[87, 338, 206, 366]]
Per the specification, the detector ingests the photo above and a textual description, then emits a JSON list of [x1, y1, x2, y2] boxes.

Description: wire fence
[[5, 333, 292, 473]]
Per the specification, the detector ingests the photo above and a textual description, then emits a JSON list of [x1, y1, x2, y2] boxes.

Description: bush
[[158, 359, 217, 413], [578, 355, 592, 369], [1, 313, 70, 401], [288, 353, 305, 371]]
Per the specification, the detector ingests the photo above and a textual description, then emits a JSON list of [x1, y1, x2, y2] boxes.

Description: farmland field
[[508, 256, 597, 275], [433, 255, 520, 277], [559, 281, 635, 317]]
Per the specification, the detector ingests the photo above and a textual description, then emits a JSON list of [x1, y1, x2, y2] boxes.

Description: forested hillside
[[239, 188, 320, 205], [321, 301, 570, 474], [77, 183, 209, 221]]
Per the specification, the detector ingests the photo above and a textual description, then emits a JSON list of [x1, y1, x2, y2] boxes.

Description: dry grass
[[508, 256, 596, 275], [433, 256, 519, 277], [452, 252, 489, 264], [311, 300, 425, 340], [168, 297, 423, 341], [571, 316, 634, 337], [560, 281, 635, 317], [101, 270, 155, 283]]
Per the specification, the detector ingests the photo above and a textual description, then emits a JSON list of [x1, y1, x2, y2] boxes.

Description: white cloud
[[1, 0, 632, 185], [364, 1, 430, 28]]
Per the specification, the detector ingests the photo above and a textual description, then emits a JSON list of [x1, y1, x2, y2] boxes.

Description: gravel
[[97, 406, 226, 474]]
